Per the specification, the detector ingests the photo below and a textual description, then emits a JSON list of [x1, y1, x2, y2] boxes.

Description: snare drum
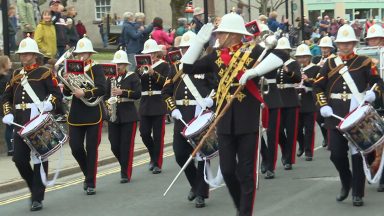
[[18, 113, 68, 160], [182, 111, 219, 159], [338, 104, 384, 154]]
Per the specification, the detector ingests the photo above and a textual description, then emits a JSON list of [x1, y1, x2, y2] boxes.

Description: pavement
[[0, 122, 175, 193]]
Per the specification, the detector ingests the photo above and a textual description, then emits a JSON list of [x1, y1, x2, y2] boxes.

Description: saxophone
[[107, 78, 118, 122]]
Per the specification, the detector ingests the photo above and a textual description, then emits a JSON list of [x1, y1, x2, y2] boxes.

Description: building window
[[95, 0, 111, 20], [345, 9, 353, 21]]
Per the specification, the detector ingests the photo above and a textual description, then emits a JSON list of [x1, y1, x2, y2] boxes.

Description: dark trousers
[[218, 132, 258, 216], [329, 129, 365, 197], [279, 107, 299, 164], [316, 112, 328, 145], [108, 122, 137, 180], [261, 108, 281, 171], [69, 123, 103, 188], [13, 133, 48, 202], [5, 125, 14, 152], [139, 115, 165, 168], [173, 131, 209, 197], [297, 112, 317, 157]]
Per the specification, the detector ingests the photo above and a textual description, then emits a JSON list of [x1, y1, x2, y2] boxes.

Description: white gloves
[[203, 97, 214, 108], [181, 23, 214, 64], [171, 109, 183, 120], [239, 53, 284, 85], [364, 90, 376, 103], [41, 101, 53, 112], [320, 105, 333, 118], [2, 114, 14, 125]]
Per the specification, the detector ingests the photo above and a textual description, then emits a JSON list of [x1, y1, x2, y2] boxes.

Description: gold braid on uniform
[[3, 101, 12, 115], [215, 43, 255, 114]]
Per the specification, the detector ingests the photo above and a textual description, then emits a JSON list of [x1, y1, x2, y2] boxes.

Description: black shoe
[[30, 201, 43, 211], [152, 166, 161, 174], [86, 187, 96, 195], [187, 189, 196, 201], [264, 170, 275, 179], [336, 186, 350, 202], [195, 196, 205, 208], [284, 164, 292, 170], [377, 184, 384, 192], [297, 148, 304, 157], [7, 151, 13, 156], [352, 196, 364, 206], [120, 178, 129, 184], [148, 162, 154, 171], [83, 181, 87, 191], [305, 156, 313, 161], [260, 162, 267, 174], [322, 140, 328, 148]]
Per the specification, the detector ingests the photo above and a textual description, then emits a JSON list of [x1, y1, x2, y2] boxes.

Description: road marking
[[0, 151, 174, 206]]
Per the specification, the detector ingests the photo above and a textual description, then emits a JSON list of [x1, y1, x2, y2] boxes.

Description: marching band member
[[138, 39, 169, 174], [181, 13, 289, 216], [364, 24, 384, 192], [295, 44, 321, 161], [1, 36, 62, 211], [313, 24, 382, 206], [312, 36, 336, 148], [275, 37, 301, 170], [63, 36, 106, 195], [162, 31, 215, 208], [106, 49, 141, 183]]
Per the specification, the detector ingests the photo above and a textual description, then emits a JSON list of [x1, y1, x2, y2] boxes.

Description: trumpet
[[138, 65, 150, 75], [56, 47, 103, 107]]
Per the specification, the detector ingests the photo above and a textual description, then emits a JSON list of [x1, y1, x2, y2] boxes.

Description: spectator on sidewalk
[[122, 12, 144, 71], [176, 18, 188, 37], [65, 6, 79, 48], [34, 10, 57, 59], [135, 12, 153, 53], [311, 28, 321, 40], [17, 0, 37, 37], [50, 0, 69, 58], [151, 17, 175, 49], [8, 5, 18, 52], [191, 7, 204, 33], [352, 19, 363, 40], [329, 18, 339, 37], [267, 11, 287, 32], [0, 55, 14, 156], [319, 15, 330, 35], [76, 20, 87, 38], [99, 15, 110, 48]]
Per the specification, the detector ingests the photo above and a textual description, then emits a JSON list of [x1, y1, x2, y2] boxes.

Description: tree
[[231, 0, 287, 16], [170, 0, 190, 28]]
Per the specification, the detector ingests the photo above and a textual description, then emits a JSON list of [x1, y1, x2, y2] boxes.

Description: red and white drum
[[182, 111, 219, 160], [338, 104, 384, 154]]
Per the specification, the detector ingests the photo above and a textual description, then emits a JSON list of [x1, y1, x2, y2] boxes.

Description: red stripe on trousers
[[273, 109, 281, 170], [127, 122, 137, 180], [157, 115, 166, 169], [310, 112, 317, 156], [93, 121, 103, 187], [251, 133, 259, 214], [291, 107, 300, 164]]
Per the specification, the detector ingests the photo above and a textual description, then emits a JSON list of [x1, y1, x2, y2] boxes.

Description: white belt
[[297, 86, 313, 92], [15, 103, 34, 110], [265, 79, 277, 84], [119, 98, 135, 103], [141, 90, 161, 96], [330, 93, 353, 100], [278, 83, 296, 89], [175, 99, 197, 106]]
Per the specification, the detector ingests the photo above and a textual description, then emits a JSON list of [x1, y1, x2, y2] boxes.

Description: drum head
[[339, 105, 369, 130], [184, 112, 214, 137], [20, 113, 49, 135]]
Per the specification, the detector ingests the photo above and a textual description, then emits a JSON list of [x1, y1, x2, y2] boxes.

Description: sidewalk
[[0, 122, 175, 193]]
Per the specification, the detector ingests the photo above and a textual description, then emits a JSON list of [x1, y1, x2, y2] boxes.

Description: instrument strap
[[182, 74, 205, 108], [20, 69, 43, 112], [361, 150, 384, 184], [335, 56, 364, 103], [151, 59, 165, 69]]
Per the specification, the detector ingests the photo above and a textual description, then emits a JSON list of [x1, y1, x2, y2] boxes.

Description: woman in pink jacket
[[150, 17, 175, 49]]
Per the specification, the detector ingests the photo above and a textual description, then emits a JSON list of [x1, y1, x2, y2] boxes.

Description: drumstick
[[179, 118, 188, 127], [163, 85, 245, 197], [358, 83, 377, 109], [10, 122, 25, 129], [331, 114, 345, 121], [39, 94, 52, 118]]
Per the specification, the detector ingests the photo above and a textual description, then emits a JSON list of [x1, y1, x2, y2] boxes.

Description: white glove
[[203, 97, 214, 108], [195, 23, 214, 44], [2, 114, 14, 125], [239, 53, 284, 85], [40, 101, 53, 112], [181, 23, 214, 64], [320, 105, 333, 118], [364, 90, 376, 103], [171, 109, 183, 120]]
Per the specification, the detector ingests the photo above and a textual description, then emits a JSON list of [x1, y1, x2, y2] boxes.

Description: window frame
[[95, 0, 111, 21]]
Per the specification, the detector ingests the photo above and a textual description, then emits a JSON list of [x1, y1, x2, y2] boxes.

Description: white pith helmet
[[213, 13, 253, 36]]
